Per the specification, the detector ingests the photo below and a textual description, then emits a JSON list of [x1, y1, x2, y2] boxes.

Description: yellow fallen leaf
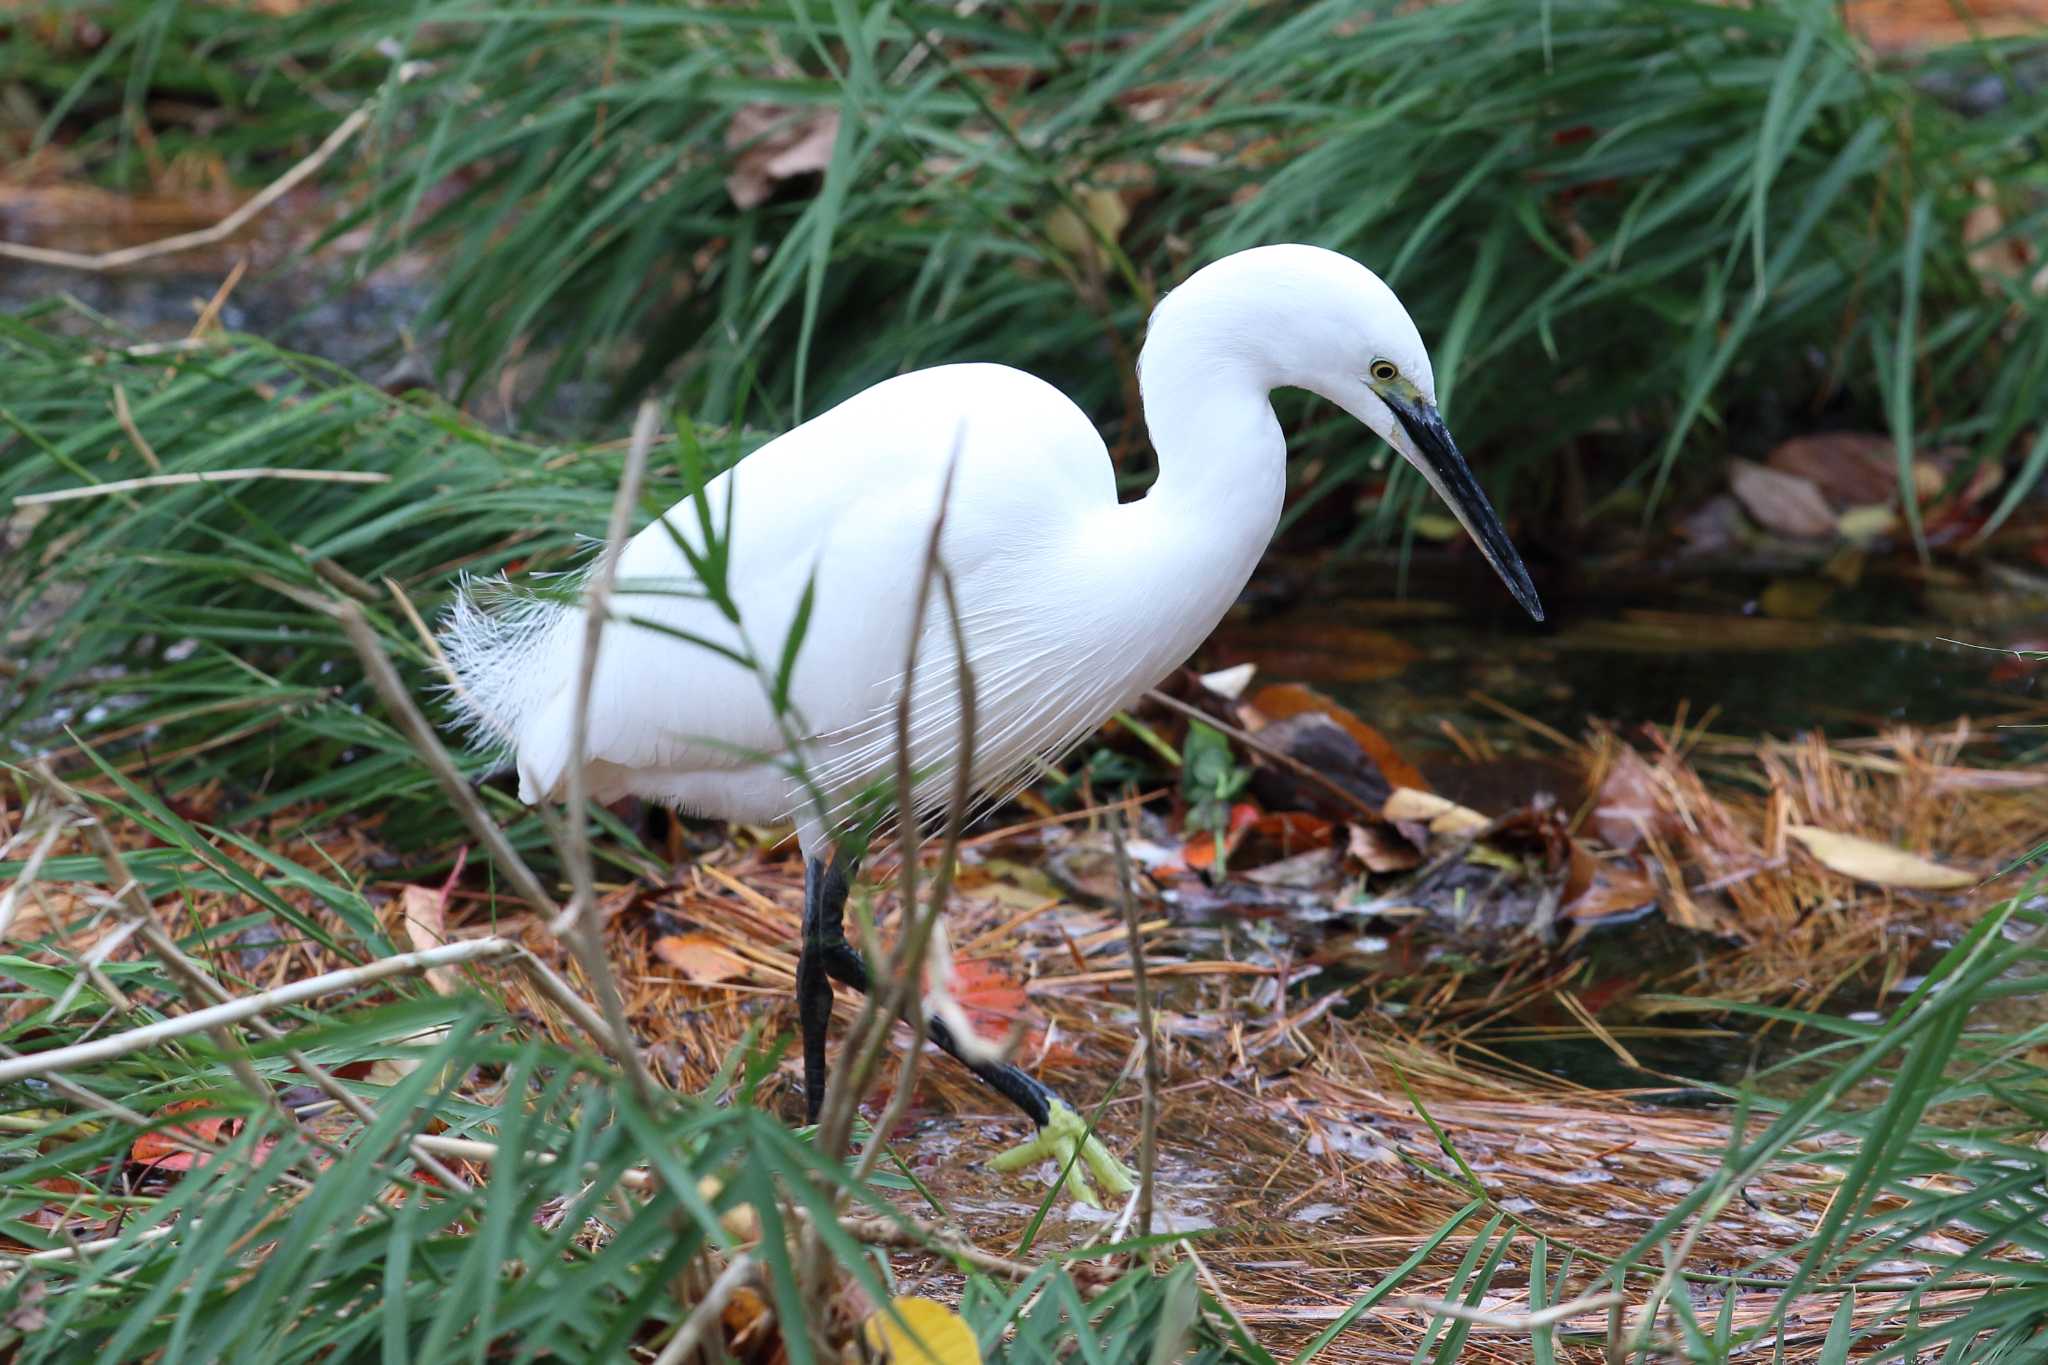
[[1836, 503, 1898, 543], [1045, 187, 1130, 267], [1382, 787, 1490, 836], [1786, 826, 1976, 891], [863, 1296, 981, 1365]]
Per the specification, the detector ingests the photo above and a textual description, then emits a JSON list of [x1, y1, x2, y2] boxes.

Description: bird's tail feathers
[[438, 572, 584, 797]]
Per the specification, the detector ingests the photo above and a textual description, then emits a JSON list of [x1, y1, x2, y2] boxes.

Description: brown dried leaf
[[1729, 459, 1837, 538], [1245, 682, 1428, 790], [399, 884, 459, 995], [652, 932, 751, 985], [1766, 434, 1897, 506], [1347, 821, 1421, 873], [724, 104, 840, 210], [1562, 858, 1659, 923], [1589, 746, 1679, 852], [6, 1277, 46, 1332], [1786, 826, 1977, 890]]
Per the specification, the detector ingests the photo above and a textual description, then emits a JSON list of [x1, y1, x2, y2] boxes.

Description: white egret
[[443, 243, 1542, 1203]]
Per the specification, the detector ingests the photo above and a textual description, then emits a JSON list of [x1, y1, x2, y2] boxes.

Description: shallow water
[[1221, 554, 2048, 765]]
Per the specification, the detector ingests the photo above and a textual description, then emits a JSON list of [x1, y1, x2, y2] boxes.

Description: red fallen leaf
[[131, 1099, 235, 1172], [1243, 683, 1428, 792], [1246, 811, 1334, 856], [950, 958, 1029, 1032], [1562, 859, 1659, 924], [947, 959, 1074, 1064], [1182, 802, 1261, 870], [1989, 638, 2048, 683]]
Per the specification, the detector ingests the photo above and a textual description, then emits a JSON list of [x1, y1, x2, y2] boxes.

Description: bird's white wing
[[443, 363, 1116, 822]]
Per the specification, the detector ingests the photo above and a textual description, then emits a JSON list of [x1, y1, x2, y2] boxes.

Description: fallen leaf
[[1045, 186, 1131, 270], [863, 1296, 982, 1365], [948, 959, 1034, 1045], [1182, 802, 1261, 871], [6, 1277, 46, 1332], [1835, 503, 1897, 542], [1245, 682, 1428, 791], [1820, 545, 1866, 586], [398, 883, 459, 996], [724, 104, 840, 210], [1198, 661, 1256, 699], [1766, 434, 1897, 506], [722, 1285, 775, 1356], [1963, 175, 2048, 298], [1382, 787, 1489, 836], [1786, 826, 1977, 890], [1673, 494, 1749, 554], [1217, 627, 1420, 686], [1730, 459, 1837, 538], [1346, 821, 1421, 873], [131, 1099, 232, 1172], [1246, 810, 1334, 855], [1562, 859, 1659, 924], [1589, 746, 1679, 852], [1759, 578, 1834, 621], [653, 932, 751, 985]]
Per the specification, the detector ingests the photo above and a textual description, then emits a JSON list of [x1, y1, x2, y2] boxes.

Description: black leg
[[797, 857, 836, 1123], [801, 853, 1053, 1128]]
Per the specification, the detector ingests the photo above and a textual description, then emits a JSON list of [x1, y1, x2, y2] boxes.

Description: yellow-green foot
[[986, 1099, 1137, 1209]]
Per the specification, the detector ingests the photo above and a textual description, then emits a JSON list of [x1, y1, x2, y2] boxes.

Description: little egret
[[443, 243, 1542, 1203]]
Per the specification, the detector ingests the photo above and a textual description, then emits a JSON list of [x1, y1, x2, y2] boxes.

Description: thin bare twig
[[558, 398, 662, 937], [650, 1253, 755, 1365], [14, 468, 390, 508], [0, 938, 520, 1085], [0, 96, 380, 273], [27, 763, 475, 1192], [0, 1223, 180, 1271], [1109, 815, 1158, 1246], [111, 385, 162, 471], [1396, 1290, 1625, 1332], [0, 800, 65, 942], [548, 399, 664, 1112], [802, 447, 975, 1343], [260, 562, 667, 1095], [813, 450, 970, 1166], [1143, 687, 1384, 820]]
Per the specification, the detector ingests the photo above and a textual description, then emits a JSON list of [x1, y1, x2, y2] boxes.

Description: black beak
[[1386, 395, 1544, 623]]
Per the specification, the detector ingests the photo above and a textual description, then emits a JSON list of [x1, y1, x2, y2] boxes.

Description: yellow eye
[[1370, 361, 1398, 384]]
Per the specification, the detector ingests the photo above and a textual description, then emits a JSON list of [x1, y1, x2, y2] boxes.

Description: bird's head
[[1167, 244, 1544, 623]]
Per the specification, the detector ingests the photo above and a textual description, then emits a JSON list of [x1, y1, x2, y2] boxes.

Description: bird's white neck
[[1126, 280, 1292, 596]]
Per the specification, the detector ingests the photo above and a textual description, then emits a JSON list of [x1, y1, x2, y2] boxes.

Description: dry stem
[[0, 80, 397, 273], [0, 938, 520, 1085], [13, 469, 391, 508], [1109, 815, 1158, 1245], [548, 399, 664, 1113]]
